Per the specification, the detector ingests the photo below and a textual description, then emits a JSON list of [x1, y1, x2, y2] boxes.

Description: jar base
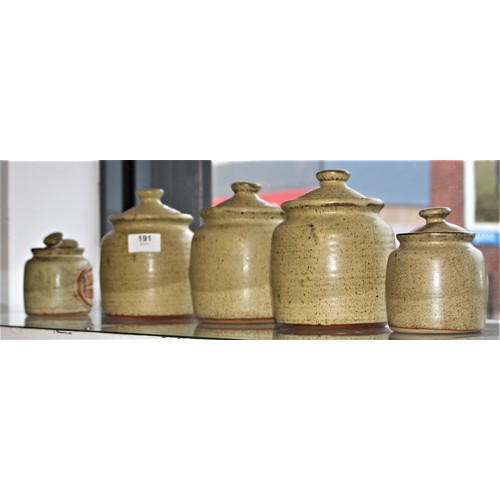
[[105, 313, 196, 323], [197, 317, 275, 326]]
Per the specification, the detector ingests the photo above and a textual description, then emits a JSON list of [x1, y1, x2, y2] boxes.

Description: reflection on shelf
[[25, 314, 94, 331], [101, 316, 198, 337], [275, 323, 391, 340], [194, 321, 276, 340], [0, 310, 498, 340], [389, 331, 484, 340]]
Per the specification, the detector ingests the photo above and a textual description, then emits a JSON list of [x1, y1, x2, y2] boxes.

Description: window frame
[[463, 160, 500, 246]]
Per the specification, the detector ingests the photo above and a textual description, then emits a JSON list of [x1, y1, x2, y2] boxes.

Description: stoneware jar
[[386, 207, 488, 333], [24, 232, 94, 315], [271, 169, 396, 327], [100, 189, 194, 318], [190, 182, 284, 322]]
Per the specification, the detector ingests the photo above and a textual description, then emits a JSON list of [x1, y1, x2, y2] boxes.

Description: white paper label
[[128, 234, 161, 253]]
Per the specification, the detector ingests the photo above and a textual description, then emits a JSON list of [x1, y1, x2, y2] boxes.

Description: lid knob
[[419, 207, 451, 225], [137, 189, 165, 202], [60, 239, 78, 249], [231, 182, 262, 194], [316, 170, 350, 183], [43, 232, 63, 247]]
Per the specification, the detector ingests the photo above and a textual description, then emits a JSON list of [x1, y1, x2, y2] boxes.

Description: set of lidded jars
[[99, 182, 284, 322], [99, 169, 398, 329], [24, 169, 488, 335]]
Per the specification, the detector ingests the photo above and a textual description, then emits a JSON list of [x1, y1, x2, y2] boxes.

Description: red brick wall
[[430, 160, 464, 226]]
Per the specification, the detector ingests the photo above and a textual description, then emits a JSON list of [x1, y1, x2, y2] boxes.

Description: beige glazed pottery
[[100, 189, 194, 318], [271, 169, 396, 327], [24, 232, 94, 315], [386, 207, 488, 334], [190, 182, 284, 322]]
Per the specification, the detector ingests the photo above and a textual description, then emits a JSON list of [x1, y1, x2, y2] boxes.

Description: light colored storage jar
[[190, 182, 284, 322], [24, 232, 94, 315], [271, 169, 396, 327], [386, 207, 488, 333], [100, 189, 194, 318]]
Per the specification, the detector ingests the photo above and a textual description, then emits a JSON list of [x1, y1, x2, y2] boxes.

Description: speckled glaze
[[386, 207, 488, 333], [100, 189, 194, 318], [24, 232, 94, 315], [190, 182, 284, 322], [271, 170, 396, 327]]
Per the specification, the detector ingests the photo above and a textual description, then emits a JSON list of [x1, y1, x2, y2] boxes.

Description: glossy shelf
[[1, 307, 499, 340]]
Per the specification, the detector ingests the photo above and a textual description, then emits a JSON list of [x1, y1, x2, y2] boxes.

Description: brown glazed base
[[277, 322, 389, 336], [197, 319, 276, 330], [105, 313, 196, 324], [198, 317, 275, 326]]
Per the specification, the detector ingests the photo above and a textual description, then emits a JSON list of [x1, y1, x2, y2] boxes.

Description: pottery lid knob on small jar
[[201, 181, 284, 220], [43, 232, 63, 247], [398, 207, 474, 242], [33, 233, 85, 256]]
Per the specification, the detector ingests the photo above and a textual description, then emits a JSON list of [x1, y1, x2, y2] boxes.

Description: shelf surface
[[1, 307, 499, 340]]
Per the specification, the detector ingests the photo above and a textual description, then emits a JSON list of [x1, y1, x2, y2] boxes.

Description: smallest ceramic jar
[[190, 182, 284, 322], [24, 232, 94, 315], [386, 207, 488, 333]]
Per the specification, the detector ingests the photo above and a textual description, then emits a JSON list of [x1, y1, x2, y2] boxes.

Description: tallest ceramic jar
[[100, 189, 194, 318], [271, 170, 396, 327]]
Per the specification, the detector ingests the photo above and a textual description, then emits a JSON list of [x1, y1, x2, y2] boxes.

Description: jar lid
[[109, 189, 193, 224], [398, 207, 474, 241], [282, 170, 384, 211], [32, 232, 84, 256], [201, 182, 284, 220]]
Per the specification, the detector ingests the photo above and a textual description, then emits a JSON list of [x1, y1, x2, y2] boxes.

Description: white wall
[[0, 161, 8, 313], [2, 162, 100, 313]]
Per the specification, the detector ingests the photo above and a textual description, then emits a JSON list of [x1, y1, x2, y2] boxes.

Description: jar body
[[386, 239, 488, 333], [190, 219, 280, 321], [100, 220, 194, 317], [24, 255, 93, 315], [271, 206, 396, 326]]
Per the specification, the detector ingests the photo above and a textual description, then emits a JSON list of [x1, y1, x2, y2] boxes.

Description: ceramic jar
[[190, 182, 284, 321], [24, 232, 94, 315], [271, 169, 396, 327], [386, 207, 488, 333], [100, 189, 194, 318]]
